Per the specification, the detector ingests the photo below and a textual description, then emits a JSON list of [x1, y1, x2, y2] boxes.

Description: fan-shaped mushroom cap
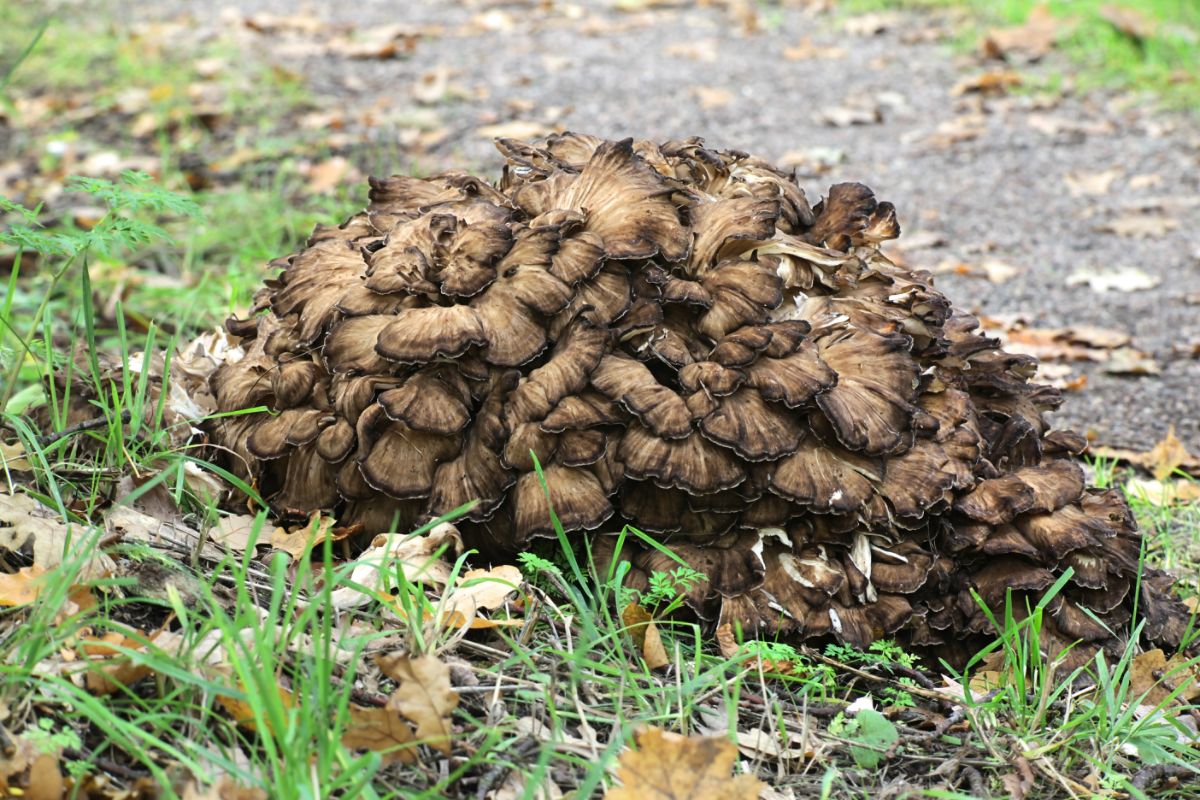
[[211, 133, 1185, 669]]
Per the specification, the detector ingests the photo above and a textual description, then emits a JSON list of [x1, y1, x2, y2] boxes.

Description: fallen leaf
[[925, 114, 986, 147], [440, 565, 524, 629], [982, 5, 1072, 61], [1129, 173, 1163, 190], [1064, 168, 1122, 197], [1144, 427, 1192, 479], [1099, 5, 1157, 40], [1098, 213, 1178, 238], [270, 513, 338, 560], [211, 514, 275, 551], [1124, 478, 1200, 507], [0, 734, 64, 800], [1091, 428, 1200, 477], [378, 653, 459, 754], [843, 12, 902, 37], [951, 70, 1022, 96], [1128, 649, 1200, 706], [1026, 113, 1113, 137], [1101, 347, 1161, 376], [817, 103, 881, 127], [412, 67, 452, 105], [327, 27, 419, 59], [341, 704, 417, 764], [0, 492, 114, 581], [329, 522, 463, 608], [783, 38, 845, 60], [1066, 266, 1161, 292], [621, 604, 670, 670], [777, 146, 846, 175], [0, 566, 45, 606], [604, 727, 763, 800], [1000, 756, 1036, 800], [0, 442, 33, 471], [305, 157, 354, 195], [664, 40, 718, 62], [476, 120, 552, 140], [692, 86, 733, 110]]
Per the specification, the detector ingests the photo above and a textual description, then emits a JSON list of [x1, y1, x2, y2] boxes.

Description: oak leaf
[[604, 727, 763, 800], [378, 653, 459, 754], [341, 704, 418, 764]]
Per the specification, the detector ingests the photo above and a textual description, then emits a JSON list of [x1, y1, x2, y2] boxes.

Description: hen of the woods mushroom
[[211, 133, 1189, 666]]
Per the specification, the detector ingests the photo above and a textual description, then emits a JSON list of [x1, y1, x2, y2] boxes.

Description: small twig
[[37, 410, 132, 446]]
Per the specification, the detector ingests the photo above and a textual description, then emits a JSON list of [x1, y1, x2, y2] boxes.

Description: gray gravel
[[131, 0, 1200, 452]]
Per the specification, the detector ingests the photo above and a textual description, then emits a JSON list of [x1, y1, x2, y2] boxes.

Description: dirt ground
[[134, 0, 1200, 452]]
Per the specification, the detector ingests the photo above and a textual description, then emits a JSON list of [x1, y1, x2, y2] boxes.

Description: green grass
[[2, 3, 1200, 797], [838, 0, 1200, 108]]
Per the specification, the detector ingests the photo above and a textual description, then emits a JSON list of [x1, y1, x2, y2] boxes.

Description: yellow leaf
[[270, 513, 337, 559], [377, 653, 459, 754], [341, 704, 418, 764], [1128, 649, 1200, 705], [621, 604, 670, 670], [439, 564, 524, 629], [0, 565, 46, 606], [604, 727, 764, 800], [1146, 427, 1191, 480]]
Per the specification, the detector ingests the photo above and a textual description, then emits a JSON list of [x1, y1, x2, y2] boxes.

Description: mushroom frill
[[211, 133, 1190, 666]]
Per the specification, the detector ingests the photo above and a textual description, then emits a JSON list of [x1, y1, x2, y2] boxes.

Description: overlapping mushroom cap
[[210, 134, 1189, 666]]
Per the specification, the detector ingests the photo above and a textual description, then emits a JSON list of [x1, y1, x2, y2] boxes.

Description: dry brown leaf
[[1092, 427, 1200, 477], [378, 653, 459, 754], [0, 734, 64, 800], [981, 5, 1071, 60], [604, 726, 764, 800], [783, 38, 845, 61], [1125, 478, 1200, 507], [621, 604, 670, 670], [180, 776, 269, 800], [212, 514, 276, 551], [329, 522, 463, 609], [1099, 5, 1157, 40], [1065, 266, 1161, 292], [341, 705, 418, 764], [1098, 213, 1178, 238], [476, 120, 552, 140], [951, 70, 1022, 96], [1143, 427, 1192, 479], [817, 103, 881, 127], [1000, 755, 1037, 800], [305, 157, 355, 195], [0, 566, 44, 607], [1101, 347, 1161, 376], [664, 40, 718, 62], [0, 442, 33, 471], [327, 27, 419, 59], [843, 12, 902, 37], [925, 114, 986, 147], [0, 492, 115, 581], [270, 513, 338, 559], [440, 565, 524, 629], [1128, 649, 1200, 706], [777, 147, 846, 175], [1064, 168, 1122, 197], [692, 86, 733, 110], [1026, 113, 1113, 137]]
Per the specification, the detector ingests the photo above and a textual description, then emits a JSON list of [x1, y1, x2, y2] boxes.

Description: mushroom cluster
[[211, 133, 1188, 665]]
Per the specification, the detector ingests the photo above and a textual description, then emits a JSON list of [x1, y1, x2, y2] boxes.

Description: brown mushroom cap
[[210, 132, 1180, 669]]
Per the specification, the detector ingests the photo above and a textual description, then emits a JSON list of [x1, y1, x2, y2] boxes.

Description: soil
[[133, 0, 1200, 453]]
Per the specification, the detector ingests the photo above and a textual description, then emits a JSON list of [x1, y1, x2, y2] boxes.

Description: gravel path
[[140, 0, 1200, 452]]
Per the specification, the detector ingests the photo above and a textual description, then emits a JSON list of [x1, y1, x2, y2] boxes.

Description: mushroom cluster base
[[211, 133, 1189, 667]]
